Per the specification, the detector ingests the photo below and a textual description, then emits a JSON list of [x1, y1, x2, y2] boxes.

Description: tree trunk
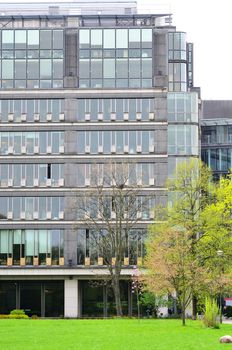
[[181, 301, 186, 326], [112, 275, 122, 317], [192, 296, 197, 320], [182, 311, 186, 326]]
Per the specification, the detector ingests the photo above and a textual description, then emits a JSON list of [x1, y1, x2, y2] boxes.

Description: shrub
[[9, 314, 29, 319], [202, 298, 220, 329], [31, 315, 39, 319], [0, 315, 9, 319], [9, 309, 29, 319], [10, 309, 26, 315]]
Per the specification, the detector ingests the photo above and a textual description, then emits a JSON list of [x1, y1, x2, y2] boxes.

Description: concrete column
[[64, 279, 79, 318]]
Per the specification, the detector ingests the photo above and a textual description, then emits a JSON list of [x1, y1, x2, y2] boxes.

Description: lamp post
[[217, 250, 223, 324]]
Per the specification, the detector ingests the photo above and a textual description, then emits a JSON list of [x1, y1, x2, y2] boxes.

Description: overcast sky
[[138, 0, 231, 100]]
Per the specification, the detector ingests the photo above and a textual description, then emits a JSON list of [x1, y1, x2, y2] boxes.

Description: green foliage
[[0, 314, 9, 319], [10, 309, 26, 315], [9, 309, 29, 319], [31, 314, 39, 319], [199, 175, 232, 296], [202, 298, 220, 329], [8, 314, 29, 319], [139, 291, 168, 318]]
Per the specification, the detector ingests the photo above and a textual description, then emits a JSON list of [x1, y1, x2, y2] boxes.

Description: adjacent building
[[0, 0, 200, 317], [201, 100, 232, 180]]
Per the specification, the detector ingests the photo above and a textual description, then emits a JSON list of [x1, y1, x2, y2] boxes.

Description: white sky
[[138, 0, 232, 100]]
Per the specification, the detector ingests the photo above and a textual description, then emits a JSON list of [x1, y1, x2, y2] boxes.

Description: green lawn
[[0, 319, 231, 350]]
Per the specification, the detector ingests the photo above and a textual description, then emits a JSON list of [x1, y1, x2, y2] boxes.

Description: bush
[[0, 314, 9, 319], [10, 309, 26, 315], [202, 298, 220, 329], [9, 309, 29, 319], [8, 314, 29, 319], [31, 315, 39, 319]]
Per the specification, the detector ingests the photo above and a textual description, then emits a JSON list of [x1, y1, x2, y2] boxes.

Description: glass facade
[[0, 197, 64, 220], [201, 124, 232, 176], [76, 196, 155, 221], [75, 98, 155, 121], [202, 148, 232, 173], [168, 124, 198, 155], [0, 131, 64, 155], [77, 130, 155, 154], [167, 92, 199, 178], [0, 164, 64, 187], [0, 229, 64, 266], [168, 92, 198, 123], [0, 281, 64, 317], [79, 28, 152, 88], [75, 162, 158, 187], [82, 280, 131, 317], [77, 228, 146, 266], [168, 32, 187, 92], [202, 125, 232, 144], [0, 99, 64, 122], [0, 29, 64, 89]]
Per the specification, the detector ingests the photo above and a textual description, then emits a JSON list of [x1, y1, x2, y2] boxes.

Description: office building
[[0, 0, 199, 317], [201, 100, 232, 179]]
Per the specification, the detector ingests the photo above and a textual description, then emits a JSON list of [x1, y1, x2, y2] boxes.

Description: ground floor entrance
[[81, 280, 137, 317], [0, 281, 64, 317], [0, 279, 142, 318]]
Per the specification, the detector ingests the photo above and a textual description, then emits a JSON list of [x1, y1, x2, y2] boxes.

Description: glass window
[[2, 31, 14, 49], [28, 60, 39, 79], [116, 29, 128, 48], [53, 60, 63, 79], [28, 30, 39, 49], [129, 29, 140, 48], [77, 132, 85, 153], [79, 60, 90, 78], [40, 60, 52, 79], [129, 59, 140, 78], [103, 59, 115, 79], [15, 60, 26, 79], [15, 30, 26, 49], [116, 59, 127, 78], [91, 59, 102, 79], [116, 131, 124, 153], [142, 58, 152, 78], [91, 30, 102, 48], [129, 131, 136, 153], [90, 131, 98, 153], [103, 131, 111, 153], [2, 61, 13, 79], [103, 29, 115, 49], [40, 30, 52, 49], [142, 29, 152, 48], [53, 30, 63, 49], [79, 30, 90, 49]]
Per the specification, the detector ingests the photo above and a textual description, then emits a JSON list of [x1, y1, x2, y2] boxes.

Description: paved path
[[223, 319, 232, 324]]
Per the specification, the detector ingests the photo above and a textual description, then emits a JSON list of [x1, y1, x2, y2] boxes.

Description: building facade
[[201, 100, 232, 179], [0, 1, 199, 317]]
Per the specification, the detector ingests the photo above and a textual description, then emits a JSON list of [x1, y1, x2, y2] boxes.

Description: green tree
[[199, 175, 232, 318], [144, 224, 207, 325], [156, 159, 213, 318]]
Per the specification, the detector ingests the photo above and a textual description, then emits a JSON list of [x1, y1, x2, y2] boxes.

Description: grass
[[0, 319, 231, 350]]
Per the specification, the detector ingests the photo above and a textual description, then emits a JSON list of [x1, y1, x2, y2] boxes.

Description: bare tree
[[75, 161, 151, 316]]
